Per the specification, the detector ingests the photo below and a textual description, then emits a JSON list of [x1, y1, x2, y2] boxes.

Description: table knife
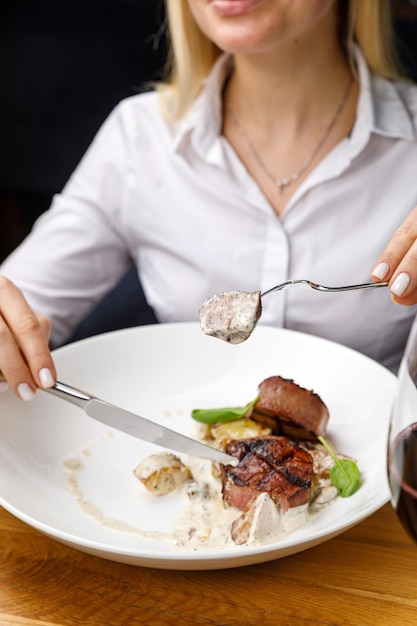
[[45, 381, 236, 465]]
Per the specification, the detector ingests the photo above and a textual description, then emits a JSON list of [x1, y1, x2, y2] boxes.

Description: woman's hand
[[0, 276, 56, 399], [372, 205, 417, 306]]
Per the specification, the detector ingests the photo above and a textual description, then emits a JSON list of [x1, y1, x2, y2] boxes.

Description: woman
[[0, 0, 417, 400]]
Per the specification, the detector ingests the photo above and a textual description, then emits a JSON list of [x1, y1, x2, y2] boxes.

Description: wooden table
[[1, 503, 416, 626]]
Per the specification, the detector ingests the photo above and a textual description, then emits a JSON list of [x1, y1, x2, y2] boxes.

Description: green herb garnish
[[191, 398, 360, 497], [191, 396, 259, 425], [318, 435, 360, 497]]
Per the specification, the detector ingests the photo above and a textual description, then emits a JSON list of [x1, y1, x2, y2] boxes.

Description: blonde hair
[[160, 0, 403, 121], [344, 0, 402, 79]]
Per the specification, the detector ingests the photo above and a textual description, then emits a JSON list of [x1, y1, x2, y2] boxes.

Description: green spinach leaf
[[191, 396, 259, 425], [318, 435, 360, 497]]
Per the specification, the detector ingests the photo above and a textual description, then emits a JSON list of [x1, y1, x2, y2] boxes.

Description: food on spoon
[[249, 376, 330, 441], [134, 452, 193, 496], [199, 290, 262, 344]]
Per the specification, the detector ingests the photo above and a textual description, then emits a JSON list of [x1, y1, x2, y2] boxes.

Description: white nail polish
[[39, 367, 55, 388], [17, 383, 35, 401], [372, 262, 390, 280], [0, 381, 8, 392], [391, 273, 411, 297]]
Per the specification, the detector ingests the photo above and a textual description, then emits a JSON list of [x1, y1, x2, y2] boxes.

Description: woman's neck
[[221, 34, 358, 217], [223, 35, 352, 135]]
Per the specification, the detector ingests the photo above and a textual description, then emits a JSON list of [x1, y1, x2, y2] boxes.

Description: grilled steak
[[221, 436, 314, 513], [250, 376, 329, 441], [199, 290, 262, 344]]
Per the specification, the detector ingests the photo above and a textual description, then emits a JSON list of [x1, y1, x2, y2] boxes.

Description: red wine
[[389, 423, 417, 543]]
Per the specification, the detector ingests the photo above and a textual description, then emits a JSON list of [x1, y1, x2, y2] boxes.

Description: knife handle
[[44, 381, 93, 409]]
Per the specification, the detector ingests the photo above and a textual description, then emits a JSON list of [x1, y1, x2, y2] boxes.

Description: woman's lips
[[209, 0, 265, 18]]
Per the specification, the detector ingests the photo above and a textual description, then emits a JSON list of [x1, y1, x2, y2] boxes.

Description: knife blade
[[45, 381, 237, 465]]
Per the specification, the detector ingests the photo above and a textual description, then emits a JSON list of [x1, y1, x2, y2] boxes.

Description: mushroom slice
[[134, 452, 192, 496], [231, 493, 281, 545], [231, 493, 309, 545]]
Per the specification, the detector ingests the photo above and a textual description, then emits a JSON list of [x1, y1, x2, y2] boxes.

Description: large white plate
[[0, 323, 395, 570]]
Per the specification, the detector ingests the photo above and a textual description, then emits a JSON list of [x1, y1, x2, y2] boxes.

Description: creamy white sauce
[[172, 456, 241, 549], [62, 449, 241, 548], [63, 456, 171, 541], [62, 435, 338, 550]]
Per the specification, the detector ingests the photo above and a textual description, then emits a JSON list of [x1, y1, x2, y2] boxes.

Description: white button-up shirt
[[2, 50, 417, 372]]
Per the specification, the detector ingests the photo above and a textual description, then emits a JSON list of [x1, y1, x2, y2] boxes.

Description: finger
[[371, 207, 417, 305], [0, 369, 8, 392], [0, 316, 36, 399], [0, 277, 56, 398], [371, 206, 417, 282], [391, 263, 417, 306]]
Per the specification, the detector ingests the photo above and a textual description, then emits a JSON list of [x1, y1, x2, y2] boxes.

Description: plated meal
[[133, 375, 359, 549], [0, 323, 394, 569]]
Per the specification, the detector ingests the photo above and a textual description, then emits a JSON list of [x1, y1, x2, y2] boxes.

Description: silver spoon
[[200, 280, 390, 345], [261, 280, 389, 297]]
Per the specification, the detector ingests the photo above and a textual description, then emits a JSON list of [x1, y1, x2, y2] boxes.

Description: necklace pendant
[[229, 76, 353, 200], [275, 179, 288, 193]]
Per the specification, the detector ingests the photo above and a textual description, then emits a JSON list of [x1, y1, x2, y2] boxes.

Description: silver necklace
[[227, 76, 353, 193]]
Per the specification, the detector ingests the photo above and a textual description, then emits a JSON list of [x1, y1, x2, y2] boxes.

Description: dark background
[[0, 0, 167, 262]]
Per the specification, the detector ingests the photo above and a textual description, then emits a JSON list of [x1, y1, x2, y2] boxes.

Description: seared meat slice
[[250, 376, 329, 441], [199, 290, 262, 344], [221, 436, 314, 513]]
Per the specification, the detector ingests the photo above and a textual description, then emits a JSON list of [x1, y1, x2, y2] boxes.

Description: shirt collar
[[349, 46, 416, 150], [171, 54, 231, 156]]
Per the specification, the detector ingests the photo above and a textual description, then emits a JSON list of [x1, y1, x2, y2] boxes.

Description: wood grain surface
[[1, 503, 416, 626]]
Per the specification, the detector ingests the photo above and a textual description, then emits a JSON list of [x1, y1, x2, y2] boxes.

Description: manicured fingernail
[[39, 367, 55, 388], [0, 381, 8, 392], [372, 262, 390, 280], [17, 383, 35, 401], [391, 272, 411, 297]]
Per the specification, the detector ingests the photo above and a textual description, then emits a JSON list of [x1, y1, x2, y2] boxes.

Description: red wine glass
[[388, 315, 417, 543]]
